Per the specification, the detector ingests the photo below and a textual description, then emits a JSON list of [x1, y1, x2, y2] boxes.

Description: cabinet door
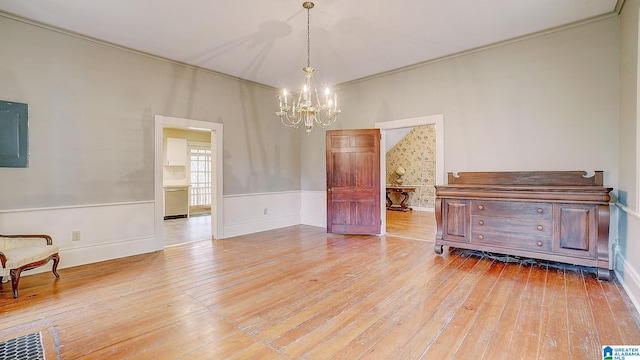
[[164, 188, 189, 217], [553, 203, 597, 257], [442, 199, 470, 242], [166, 138, 187, 166]]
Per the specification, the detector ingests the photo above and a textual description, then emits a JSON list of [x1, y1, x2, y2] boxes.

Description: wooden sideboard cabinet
[[434, 171, 613, 279]]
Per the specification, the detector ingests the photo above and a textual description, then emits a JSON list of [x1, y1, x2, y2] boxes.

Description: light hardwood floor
[[385, 209, 435, 241], [163, 209, 434, 247], [2, 213, 640, 359], [164, 215, 212, 247]]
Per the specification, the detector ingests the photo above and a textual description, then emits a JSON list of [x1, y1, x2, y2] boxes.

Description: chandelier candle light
[[276, 1, 341, 134]]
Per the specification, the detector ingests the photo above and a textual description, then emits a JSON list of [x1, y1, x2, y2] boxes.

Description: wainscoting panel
[[616, 251, 640, 314], [0, 202, 157, 273], [615, 204, 640, 314], [301, 190, 326, 228], [223, 191, 302, 238]]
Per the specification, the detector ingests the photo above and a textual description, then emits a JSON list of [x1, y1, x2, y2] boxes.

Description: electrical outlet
[[72, 231, 81, 241], [264, 208, 268, 215]]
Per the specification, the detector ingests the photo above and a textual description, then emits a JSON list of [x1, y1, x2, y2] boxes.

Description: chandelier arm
[[279, 112, 303, 128], [313, 86, 323, 110], [315, 113, 338, 127]]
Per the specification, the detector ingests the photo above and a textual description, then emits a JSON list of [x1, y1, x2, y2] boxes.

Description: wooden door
[[326, 129, 381, 234]]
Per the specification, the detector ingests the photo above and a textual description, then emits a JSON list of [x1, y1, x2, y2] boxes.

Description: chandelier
[[276, 1, 341, 134]]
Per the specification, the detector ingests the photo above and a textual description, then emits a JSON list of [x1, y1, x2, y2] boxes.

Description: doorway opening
[[154, 115, 224, 250], [375, 114, 444, 240]]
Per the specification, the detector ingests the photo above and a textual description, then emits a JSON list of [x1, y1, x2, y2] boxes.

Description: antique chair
[[0, 234, 60, 298]]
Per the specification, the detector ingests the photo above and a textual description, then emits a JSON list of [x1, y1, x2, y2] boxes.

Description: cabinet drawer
[[470, 231, 552, 252], [471, 216, 552, 236], [470, 200, 551, 219]]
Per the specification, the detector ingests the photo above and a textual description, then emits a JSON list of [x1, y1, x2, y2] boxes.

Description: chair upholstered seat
[[1, 245, 60, 275], [0, 234, 60, 298]]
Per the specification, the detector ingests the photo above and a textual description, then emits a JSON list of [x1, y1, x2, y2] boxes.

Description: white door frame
[[154, 115, 224, 250], [375, 114, 444, 235]]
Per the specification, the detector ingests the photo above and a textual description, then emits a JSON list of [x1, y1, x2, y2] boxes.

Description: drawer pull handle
[[537, 225, 543, 231], [478, 220, 484, 225], [536, 241, 543, 247], [537, 208, 543, 214], [477, 205, 484, 210], [477, 234, 484, 240]]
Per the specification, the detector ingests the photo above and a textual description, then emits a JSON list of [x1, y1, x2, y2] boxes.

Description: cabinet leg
[[434, 244, 443, 254], [597, 267, 611, 281]]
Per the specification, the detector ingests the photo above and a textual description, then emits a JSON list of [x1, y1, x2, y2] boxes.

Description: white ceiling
[[0, 0, 621, 89]]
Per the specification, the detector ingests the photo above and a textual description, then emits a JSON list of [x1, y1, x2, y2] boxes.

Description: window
[[189, 146, 211, 206]]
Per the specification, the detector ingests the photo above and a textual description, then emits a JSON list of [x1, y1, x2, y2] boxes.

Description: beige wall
[[617, 0, 640, 310], [0, 14, 299, 210], [619, 1, 639, 210], [301, 16, 620, 193]]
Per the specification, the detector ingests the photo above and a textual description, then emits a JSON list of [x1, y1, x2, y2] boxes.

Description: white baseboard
[[612, 203, 640, 314], [18, 235, 159, 278], [615, 250, 640, 314], [60, 235, 158, 268], [301, 214, 326, 228], [224, 215, 301, 238]]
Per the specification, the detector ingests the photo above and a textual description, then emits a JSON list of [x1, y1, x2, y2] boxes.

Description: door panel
[[327, 129, 381, 234], [443, 199, 469, 241]]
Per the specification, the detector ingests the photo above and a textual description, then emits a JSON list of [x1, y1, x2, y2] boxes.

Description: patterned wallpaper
[[386, 125, 436, 209]]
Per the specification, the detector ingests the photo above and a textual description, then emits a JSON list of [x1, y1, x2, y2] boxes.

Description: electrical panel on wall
[[0, 100, 28, 168]]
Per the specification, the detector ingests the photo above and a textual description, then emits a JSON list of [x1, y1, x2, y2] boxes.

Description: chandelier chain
[[307, 5, 311, 69]]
